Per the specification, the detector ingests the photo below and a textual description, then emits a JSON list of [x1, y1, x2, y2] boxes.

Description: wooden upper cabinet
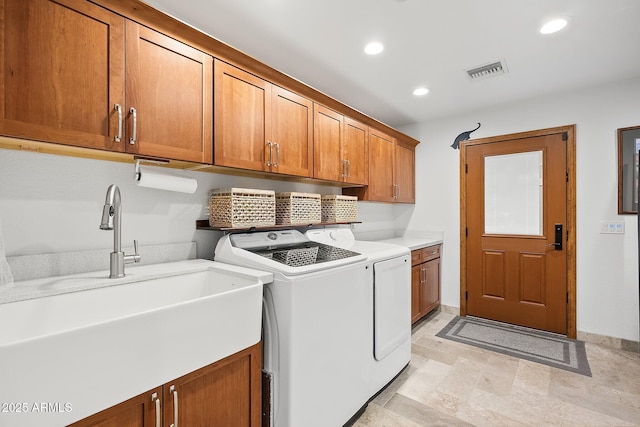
[[214, 59, 312, 177], [313, 104, 344, 182], [214, 59, 270, 172], [313, 105, 369, 185], [343, 117, 369, 185], [125, 21, 213, 163], [395, 139, 416, 203], [1, 0, 416, 184], [367, 129, 396, 202], [0, 0, 212, 163], [271, 86, 313, 177], [344, 129, 415, 202], [0, 0, 125, 151]]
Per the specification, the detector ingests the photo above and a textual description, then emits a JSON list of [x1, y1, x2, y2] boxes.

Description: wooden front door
[[462, 126, 575, 335]]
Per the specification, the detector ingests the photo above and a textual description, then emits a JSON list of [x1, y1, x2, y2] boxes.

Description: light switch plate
[[600, 221, 625, 234]]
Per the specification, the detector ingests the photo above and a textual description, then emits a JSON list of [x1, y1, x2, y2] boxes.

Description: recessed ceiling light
[[413, 87, 429, 96], [540, 18, 568, 35], [364, 42, 384, 55]]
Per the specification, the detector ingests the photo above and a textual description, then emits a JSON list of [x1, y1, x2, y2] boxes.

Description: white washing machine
[[214, 230, 371, 427], [305, 228, 411, 399]]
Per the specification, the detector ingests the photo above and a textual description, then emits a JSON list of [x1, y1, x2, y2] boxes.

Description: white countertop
[[376, 236, 442, 251], [0, 259, 273, 304]]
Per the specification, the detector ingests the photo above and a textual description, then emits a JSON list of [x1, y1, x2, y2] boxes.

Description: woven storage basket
[[321, 195, 358, 222], [209, 188, 275, 228], [272, 246, 319, 267], [275, 192, 321, 225]]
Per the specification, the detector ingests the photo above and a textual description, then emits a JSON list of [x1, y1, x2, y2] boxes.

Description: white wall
[[398, 76, 640, 342], [0, 148, 340, 261], [1, 77, 639, 342]]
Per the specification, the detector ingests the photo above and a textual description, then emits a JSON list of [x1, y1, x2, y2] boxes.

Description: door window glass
[[485, 151, 543, 235]]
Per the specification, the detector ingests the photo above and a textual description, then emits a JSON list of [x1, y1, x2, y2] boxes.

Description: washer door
[[373, 255, 411, 360]]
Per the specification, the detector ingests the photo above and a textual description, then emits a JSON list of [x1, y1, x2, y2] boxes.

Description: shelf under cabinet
[[195, 219, 360, 232]]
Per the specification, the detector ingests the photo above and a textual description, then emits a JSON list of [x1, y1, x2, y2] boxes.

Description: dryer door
[[373, 255, 411, 360]]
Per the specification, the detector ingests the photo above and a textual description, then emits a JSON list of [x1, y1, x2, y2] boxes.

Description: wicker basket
[[275, 192, 322, 225], [209, 188, 275, 228], [272, 246, 319, 267], [321, 195, 358, 222]]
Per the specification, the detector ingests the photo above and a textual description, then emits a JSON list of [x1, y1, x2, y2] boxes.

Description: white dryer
[[305, 228, 411, 399]]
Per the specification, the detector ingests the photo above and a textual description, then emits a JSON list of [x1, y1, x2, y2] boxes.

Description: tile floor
[[353, 311, 640, 427]]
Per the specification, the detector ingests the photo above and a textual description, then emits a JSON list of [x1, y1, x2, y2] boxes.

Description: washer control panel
[[230, 230, 305, 249]]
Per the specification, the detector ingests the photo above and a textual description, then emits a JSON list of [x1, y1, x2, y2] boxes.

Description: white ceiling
[[145, 0, 640, 128]]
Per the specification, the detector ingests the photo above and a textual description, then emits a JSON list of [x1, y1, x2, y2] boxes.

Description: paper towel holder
[[133, 156, 198, 193], [133, 156, 169, 181]]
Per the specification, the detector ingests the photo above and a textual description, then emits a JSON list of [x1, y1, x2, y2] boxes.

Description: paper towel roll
[[136, 166, 198, 193]]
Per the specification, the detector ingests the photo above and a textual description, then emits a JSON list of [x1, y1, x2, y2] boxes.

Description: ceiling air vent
[[465, 60, 508, 81]]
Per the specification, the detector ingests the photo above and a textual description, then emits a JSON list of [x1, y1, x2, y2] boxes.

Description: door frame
[[459, 125, 577, 338]]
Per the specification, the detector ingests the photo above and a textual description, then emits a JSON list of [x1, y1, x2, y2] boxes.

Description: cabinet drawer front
[[411, 249, 423, 266], [420, 245, 441, 262]]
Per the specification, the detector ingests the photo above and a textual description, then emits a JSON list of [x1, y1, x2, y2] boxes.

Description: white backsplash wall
[[399, 76, 640, 343], [0, 218, 13, 288], [351, 202, 398, 240], [0, 147, 341, 261]]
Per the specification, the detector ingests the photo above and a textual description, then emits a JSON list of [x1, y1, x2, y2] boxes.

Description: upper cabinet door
[[270, 86, 313, 177], [313, 104, 344, 182], [0, 0, 125, 151], [395, 139, 416, 203], [213, 61, 312, 177], [343, 117, 369, 185], [125, 21, 212, 163], [367, 129, 396, 202], [313, 106, 368, 185], [213, 59, 270, 172]]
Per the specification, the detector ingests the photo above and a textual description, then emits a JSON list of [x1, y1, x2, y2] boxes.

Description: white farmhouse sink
[[0, 259, 270, 427]]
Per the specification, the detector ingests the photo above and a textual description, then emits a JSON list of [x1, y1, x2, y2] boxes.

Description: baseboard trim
[[577, 330, 640, 352], [440, 304, 460, 316]]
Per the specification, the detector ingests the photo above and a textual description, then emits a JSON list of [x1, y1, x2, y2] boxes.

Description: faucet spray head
[[100, 184, 120, 231], [100, 204, 114, 230]]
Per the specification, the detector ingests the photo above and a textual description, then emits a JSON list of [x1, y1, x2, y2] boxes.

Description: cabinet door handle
[[274, 142, 280, 167], [151, 392, 161, 427], [347, 159, 351, 177], [341, 159, 347, 178], [114, 104, 123, 142], [266, 141, 273, 167], [129, 107, 137, 145], [169, 385, 178, 427]]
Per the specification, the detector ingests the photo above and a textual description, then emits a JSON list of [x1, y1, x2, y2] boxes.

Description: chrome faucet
[[99, 184, 140, 278]]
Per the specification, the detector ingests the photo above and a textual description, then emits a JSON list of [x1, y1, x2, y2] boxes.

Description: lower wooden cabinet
[[411, 245, 441, 324], [69, 342, 262, 427]]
